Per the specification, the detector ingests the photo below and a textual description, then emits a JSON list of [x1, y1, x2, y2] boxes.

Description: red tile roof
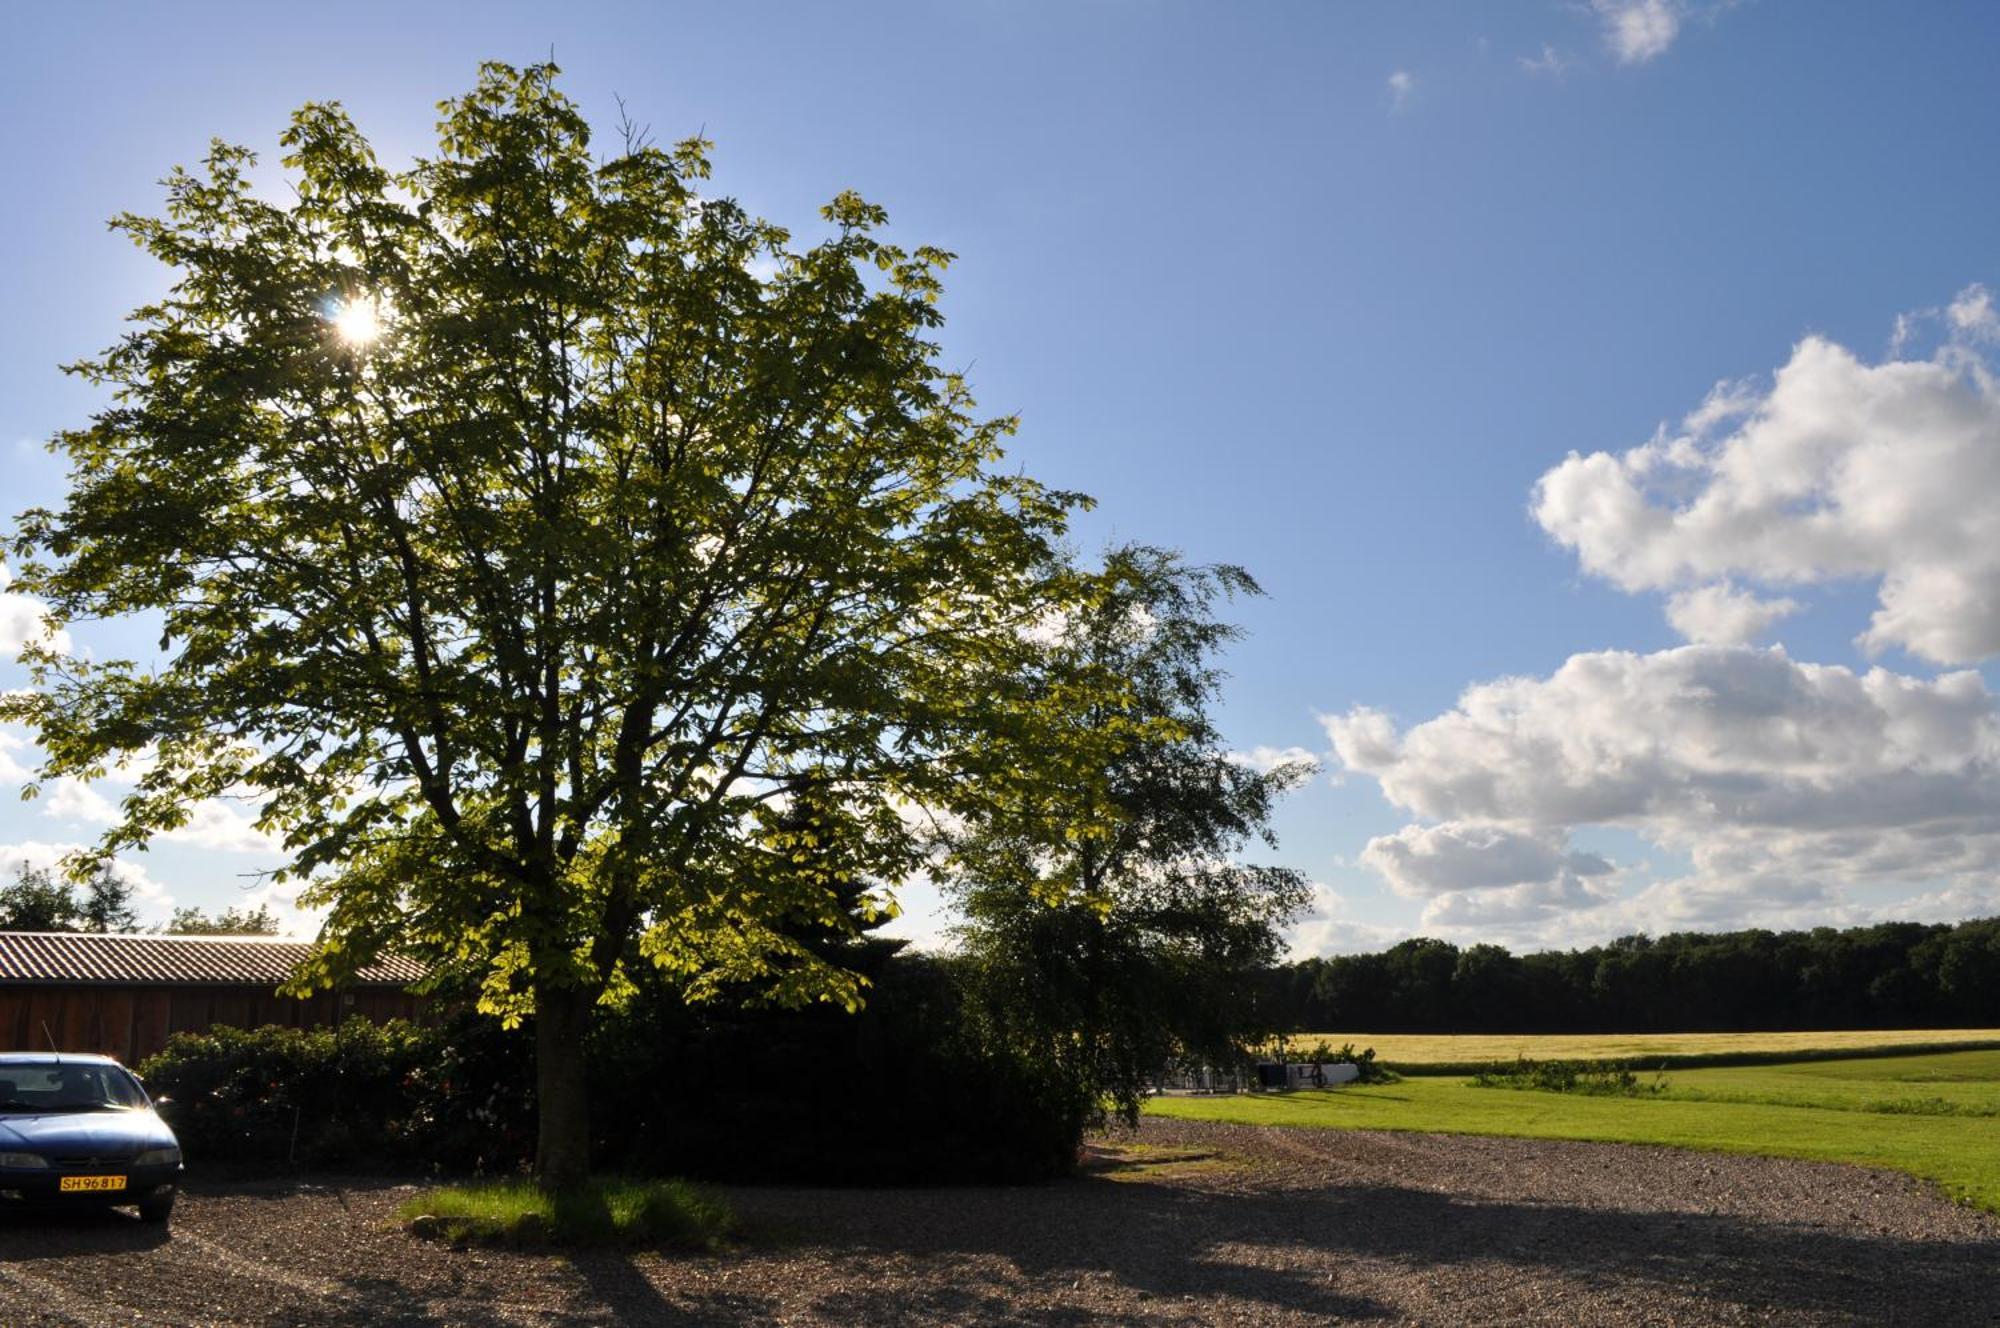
[[0, 932, 425, 988]]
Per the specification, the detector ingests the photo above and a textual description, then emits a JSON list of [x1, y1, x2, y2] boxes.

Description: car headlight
[[0, 1153, 47, 1169], [132, 1147, 182, 1167]]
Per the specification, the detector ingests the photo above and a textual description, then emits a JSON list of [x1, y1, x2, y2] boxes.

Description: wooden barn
[[0, 932, 428, 1065]]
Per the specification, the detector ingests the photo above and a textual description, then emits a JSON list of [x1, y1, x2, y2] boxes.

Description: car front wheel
[[137, 1189, 175, 1224]]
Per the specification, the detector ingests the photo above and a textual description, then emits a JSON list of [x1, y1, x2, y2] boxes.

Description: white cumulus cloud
[[1322, 706, 1401, 772], [0, 564, 71, 659], [1288, 882, 1410, 958], [1326, 281, 2000, 944], [1534, 311, 2000, 664], [1592, 0, 1683, 64], [1387, 70, 1415, 112], [44, 778, 117, 825], [161, 799, 283, 854], [1329, 646, 2000, 842], [1328, 644, 2000, 943], [1665, 582, 1799, 646], [1226, 745, 1320, 775], [1519, 44, 1572, 77], [1359, 822, 1614, 899], [0, 840, 174, 919], [0, 729, 29, 785], [35, 758, 281, 854], [229, 878, 326, 939], [1361, 822, 1620, 934], [1948, 283, 2000, 341]]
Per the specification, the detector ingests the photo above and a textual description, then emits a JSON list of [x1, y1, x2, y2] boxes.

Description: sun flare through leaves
[[327, 293, 386, 346]]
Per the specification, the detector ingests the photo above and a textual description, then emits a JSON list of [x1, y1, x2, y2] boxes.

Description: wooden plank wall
[[0, 985, 428, 1064]]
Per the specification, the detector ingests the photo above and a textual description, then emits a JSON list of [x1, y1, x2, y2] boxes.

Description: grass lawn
[[397, 1177, 737, 1249], [1665, 1049, 2000, 1116], [1148, 1049, 2000, 1212], [1286, 1028, 2000, 1073]]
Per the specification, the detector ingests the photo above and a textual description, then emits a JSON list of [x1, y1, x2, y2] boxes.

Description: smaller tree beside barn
[[0, 863, 137, 934], [166, 904, 281, 936]]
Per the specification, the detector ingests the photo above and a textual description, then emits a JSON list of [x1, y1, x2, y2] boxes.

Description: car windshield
[[0, 1064, 148, 1113]]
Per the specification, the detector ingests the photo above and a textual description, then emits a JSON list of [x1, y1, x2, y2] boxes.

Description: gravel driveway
[[1, 1119, 1994, 1325]]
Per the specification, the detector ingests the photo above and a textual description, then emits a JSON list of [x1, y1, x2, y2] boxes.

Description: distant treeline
[[1264, 918, 2000, 1033]]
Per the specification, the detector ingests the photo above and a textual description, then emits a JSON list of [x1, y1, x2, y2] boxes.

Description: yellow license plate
[[58, 1175, 126, 1193]]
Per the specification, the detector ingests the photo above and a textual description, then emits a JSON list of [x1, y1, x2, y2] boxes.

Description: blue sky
[[6, 1, 2000, 950]]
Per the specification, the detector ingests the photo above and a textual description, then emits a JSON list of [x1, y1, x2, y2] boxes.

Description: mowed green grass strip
[[1147, 1050, 2000, 1212], [1286, 1029, 2000, 1073], [1665, 1049, 2000, 1116]]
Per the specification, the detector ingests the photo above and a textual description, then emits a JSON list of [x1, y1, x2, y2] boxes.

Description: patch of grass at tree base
[[1080, 1140, 1253, 1182], [399, 1178, 736, 1250]]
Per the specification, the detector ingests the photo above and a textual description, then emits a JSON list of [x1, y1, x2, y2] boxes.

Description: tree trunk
[[533, 983, 593, 1190]]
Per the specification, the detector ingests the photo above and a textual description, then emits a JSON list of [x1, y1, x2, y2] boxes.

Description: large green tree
[[4, 63, 1107, 1185], [946, 546, 1313, 1126]]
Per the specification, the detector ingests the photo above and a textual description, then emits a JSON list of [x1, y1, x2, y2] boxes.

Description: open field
[[1151, 1048, 2000, 1211], [1289, 1028, 2000, 1072], [3, 1121, 1994, 1326]]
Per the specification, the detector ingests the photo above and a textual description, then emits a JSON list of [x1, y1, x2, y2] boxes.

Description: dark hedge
[[139, 953, 1079, 1184]]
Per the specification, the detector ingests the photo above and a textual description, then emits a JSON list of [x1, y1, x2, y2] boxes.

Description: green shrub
[[1471, 1056, 1663, 1097], [1871, 1095, 2000, 1117], [139, 952, 1084, 1185], [139, 1013, 532, 1171], [589, 953, 1083, 1185], [1305, 1039, 1388, 1084], [1266, 1037, 1389, 1086]]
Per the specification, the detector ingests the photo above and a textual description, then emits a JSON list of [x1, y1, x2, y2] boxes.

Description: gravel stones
[[0, 1121, 1993, 1325]]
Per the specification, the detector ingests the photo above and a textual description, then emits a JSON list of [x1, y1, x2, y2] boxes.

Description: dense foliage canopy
[[3, 62, 1113, 1183]]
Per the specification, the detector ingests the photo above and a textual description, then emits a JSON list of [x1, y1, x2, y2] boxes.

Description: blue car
[[0, 1053, 183, 1225]]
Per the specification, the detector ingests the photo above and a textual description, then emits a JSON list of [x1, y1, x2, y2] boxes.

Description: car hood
[[0, 1109, 177, 1156]]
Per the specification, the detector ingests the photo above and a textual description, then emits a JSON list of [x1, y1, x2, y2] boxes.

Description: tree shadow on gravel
[[25, 1168, 1987, 1326], [300, 1256, 772, 1328], [808, 1270, 1387, 1326], [301, 1277, 536, 1328], [565, 1250, 771, 1325], [727, 1173, 2000, 1326], [0, 1205, 170, 1259], [179, 1171, 425, 1199], [288, 1173, 2000, 1326]]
